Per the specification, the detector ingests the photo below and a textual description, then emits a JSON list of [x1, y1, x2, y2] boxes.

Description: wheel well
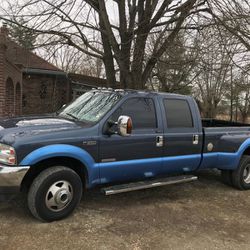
[[243, 147, 250, 156], [21, 156, 88, 192]]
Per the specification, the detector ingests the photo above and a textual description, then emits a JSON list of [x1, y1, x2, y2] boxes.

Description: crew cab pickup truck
[[1, 89, 250, 222]]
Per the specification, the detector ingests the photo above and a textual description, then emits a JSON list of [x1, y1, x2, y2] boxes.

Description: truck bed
[[202, 118, 250, 127]]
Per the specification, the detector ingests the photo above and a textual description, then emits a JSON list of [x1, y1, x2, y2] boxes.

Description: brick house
[[0, 24, 111, 118], [68, 73, 109, 99], [0, 25, 70, 117]]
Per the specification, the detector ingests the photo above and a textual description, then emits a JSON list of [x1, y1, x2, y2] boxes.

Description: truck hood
[[0, 115, 88, 145], [0, 115, 79, 129]]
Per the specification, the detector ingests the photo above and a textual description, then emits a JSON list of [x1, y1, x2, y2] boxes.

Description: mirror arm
[[107, 120, 117, 126], [105, 119, 118, 136], [106, 128, 117, 136]]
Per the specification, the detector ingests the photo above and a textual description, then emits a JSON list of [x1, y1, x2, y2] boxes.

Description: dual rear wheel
[[221, 155, 250, 190]]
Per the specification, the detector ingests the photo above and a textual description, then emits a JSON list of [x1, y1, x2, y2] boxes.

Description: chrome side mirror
[[117, 115, 132, 136]]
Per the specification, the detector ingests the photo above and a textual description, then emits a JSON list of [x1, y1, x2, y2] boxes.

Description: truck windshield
[[59, 91, 122, 123]]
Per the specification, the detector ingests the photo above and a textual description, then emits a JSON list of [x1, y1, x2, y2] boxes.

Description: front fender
[[19, 144, 100, 187]]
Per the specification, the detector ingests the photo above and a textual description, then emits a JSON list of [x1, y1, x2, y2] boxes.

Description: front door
[[99, 96, 163, 184]]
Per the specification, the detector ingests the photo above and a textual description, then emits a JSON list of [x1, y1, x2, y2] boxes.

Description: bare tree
[[208, 0, 250, 51], [193, 27, 239, 118], [149, 31, 199, 94], [40, 45, 104, 77], [234, 69, 250, 123], [0, 0, 208, 89]]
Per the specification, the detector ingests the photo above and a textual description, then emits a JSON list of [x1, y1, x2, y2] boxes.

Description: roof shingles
[[6, 40, 62, 72]]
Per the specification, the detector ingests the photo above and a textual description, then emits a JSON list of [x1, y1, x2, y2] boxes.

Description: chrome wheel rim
[[45, 180, 73, 212], [243, 165, 250, 184]]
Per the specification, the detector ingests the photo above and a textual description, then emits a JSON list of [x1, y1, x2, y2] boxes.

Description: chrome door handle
[[193, 134, 199, 145], [156, 135, 163, 147]]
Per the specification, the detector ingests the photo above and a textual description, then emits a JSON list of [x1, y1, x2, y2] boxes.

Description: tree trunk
[[203, 100, 217, 118], [103, 57, 116, 88], [120, 71, 133, 89], [100, 19, 116, 88], [130, 31, 148, 89], [241, 113, 247, 123]]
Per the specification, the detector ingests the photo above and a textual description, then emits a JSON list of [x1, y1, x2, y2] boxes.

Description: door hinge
[[156, 135, 163, 147]]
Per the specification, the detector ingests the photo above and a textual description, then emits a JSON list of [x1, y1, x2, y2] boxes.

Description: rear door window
[[163, 99, 193, 128]]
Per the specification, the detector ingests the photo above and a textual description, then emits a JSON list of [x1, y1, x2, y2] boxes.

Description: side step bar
[[102, 175, 198, 195]]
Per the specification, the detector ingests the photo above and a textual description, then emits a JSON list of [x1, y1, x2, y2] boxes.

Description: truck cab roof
[[94, 87, 188, 99]]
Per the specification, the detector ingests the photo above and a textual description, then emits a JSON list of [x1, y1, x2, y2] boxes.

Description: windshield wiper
[[66, 113, 78, 120]]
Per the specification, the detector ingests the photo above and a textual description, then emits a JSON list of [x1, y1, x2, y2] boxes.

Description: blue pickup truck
[[0, 89, 250, 221]]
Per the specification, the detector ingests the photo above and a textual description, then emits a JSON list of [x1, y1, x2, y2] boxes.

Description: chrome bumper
[[0, 165, 30, 187]]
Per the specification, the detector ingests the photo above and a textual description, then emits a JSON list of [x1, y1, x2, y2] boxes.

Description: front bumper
[[0, 165, 30, 187]]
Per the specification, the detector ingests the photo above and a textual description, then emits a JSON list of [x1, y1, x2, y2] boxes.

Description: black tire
[[221, 170, 233, 186], [28, 166, 83, 222], [232, 155, 250, 190]]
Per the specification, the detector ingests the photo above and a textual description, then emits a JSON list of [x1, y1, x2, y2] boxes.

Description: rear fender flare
[[219, 138, 250, 170]]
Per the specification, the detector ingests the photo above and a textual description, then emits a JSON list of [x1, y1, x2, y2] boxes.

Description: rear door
[[99, 96, 164, 184], [160, 96, 203, 173]]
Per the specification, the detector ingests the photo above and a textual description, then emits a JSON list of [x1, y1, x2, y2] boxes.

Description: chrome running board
[[102, 175, 198, 195]]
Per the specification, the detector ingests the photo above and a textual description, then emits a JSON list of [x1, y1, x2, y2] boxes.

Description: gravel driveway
[[0, 170, 249, 250]]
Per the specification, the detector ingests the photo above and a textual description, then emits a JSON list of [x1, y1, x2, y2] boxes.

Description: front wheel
[[232, 155, 250, 190], [28, 166, 83, 222]]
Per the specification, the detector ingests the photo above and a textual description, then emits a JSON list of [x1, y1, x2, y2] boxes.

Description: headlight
[[0, 143, 16, 165]]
